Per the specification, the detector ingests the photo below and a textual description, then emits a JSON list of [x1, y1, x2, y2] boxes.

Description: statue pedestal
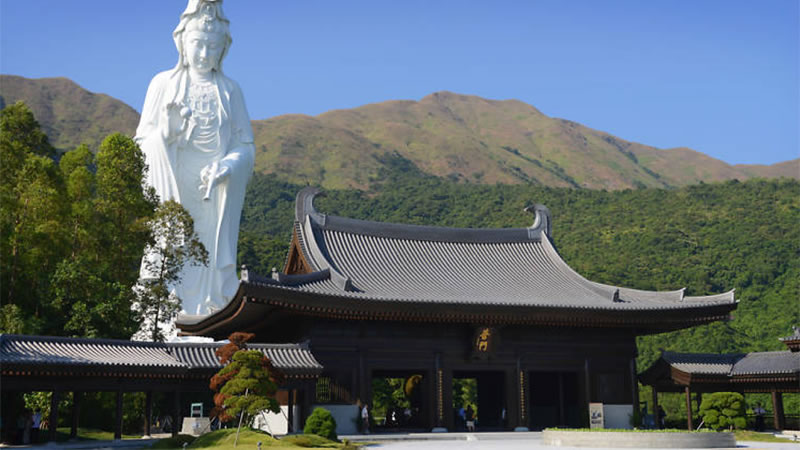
[[181, 417, 211, 436]]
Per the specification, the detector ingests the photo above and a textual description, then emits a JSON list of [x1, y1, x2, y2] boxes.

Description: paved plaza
[[343, 431, 800, 450]]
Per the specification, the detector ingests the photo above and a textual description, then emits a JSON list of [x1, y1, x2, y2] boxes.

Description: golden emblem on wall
[[475, 327, 492, 352]]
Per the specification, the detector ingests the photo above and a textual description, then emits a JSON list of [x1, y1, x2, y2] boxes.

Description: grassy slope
[[0, 75, 139, 153]]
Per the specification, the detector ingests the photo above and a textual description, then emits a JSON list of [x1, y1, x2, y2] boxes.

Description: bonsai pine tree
[[209, 332, 285, 423], [698, 392, 747, 431]]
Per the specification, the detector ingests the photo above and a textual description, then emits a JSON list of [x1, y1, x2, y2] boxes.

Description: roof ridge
[[0, 334, 167, 348]]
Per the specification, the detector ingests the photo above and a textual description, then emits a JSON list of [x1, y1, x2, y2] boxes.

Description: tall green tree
[[133, 200, 208, 341], [1, 103, 158, 338], [0, 103, 65, 334]]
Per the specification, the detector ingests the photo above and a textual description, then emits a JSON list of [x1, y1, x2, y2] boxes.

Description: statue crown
[[185, 2, 224, 34]]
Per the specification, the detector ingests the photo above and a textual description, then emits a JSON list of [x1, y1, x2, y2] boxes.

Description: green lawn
[[734, 430, 800, 444], [151, 429, 359, 449], [52, 427, 143, 442]]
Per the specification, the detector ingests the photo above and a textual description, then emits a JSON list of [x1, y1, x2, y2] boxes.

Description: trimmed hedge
[[303, 407, 338, 441]]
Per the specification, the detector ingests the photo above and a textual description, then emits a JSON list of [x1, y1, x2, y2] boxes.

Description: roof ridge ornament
[[524, 204, 551, 239], [295, 186, 326, 223]]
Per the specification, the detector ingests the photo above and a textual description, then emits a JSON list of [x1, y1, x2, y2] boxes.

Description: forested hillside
[[239, 158, 799, 371]]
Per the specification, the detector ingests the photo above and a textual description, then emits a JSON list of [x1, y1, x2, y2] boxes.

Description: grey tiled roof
[[661, 351, 800, 376], [731, 351, 800, 376], [661, 352, 742, 375], [270, 187, 737, 312], [0, 335, 322, 376], [0, 334, 182, 369], [168, 343, 323, 374]]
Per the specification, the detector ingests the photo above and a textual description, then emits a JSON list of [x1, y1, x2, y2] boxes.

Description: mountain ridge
[[2, 75, 796, 190]]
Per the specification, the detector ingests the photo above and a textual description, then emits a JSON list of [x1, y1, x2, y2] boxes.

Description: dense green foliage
[[303, 407, 338, 441], [699, 392, 747, 431], [213, 350, 281, 425], [0, 103, 157, 337]]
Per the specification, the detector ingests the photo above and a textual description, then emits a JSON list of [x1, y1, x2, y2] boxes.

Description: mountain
[[2, 75, 796, 189], [0, 75, 139, 153], [252, 91, 799, 190]]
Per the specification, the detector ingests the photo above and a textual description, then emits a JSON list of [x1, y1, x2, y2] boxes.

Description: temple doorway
[[528, 371, 582, 429], [370, 370, 427, 430], [452, 370, 506, 431]]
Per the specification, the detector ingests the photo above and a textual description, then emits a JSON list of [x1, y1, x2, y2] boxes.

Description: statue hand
[[163, 102, 192, 143], [199, 163, 230, 200]]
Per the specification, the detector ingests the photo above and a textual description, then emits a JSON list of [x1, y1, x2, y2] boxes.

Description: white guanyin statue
[[136, 0, 254, 315]]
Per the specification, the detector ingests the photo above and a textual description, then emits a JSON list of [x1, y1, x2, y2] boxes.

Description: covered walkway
[[0, 334, 322, 443], [639, 328, 800, 431]]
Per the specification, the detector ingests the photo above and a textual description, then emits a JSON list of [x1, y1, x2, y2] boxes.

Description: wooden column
[[685, 387, 693, 431], [651, 387, 660, 429], [70, 391, 82, 440], [434, 353, 444, 429], [144, 391, 153, 437], [114, 391, 123, 440], [584, 358, 592, 404], [172, 391, 180, 438], [503, 367, 517, 430], [48, 390, 60, 443], [695, 392, 702, 413], [629, 358, 639, 425], [558, 373, 566, 426], [287, 389, 294, 433], [772, 391, 784, 431]]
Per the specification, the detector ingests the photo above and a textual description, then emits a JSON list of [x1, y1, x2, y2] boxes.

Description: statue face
[[184, 30, 225, 74]]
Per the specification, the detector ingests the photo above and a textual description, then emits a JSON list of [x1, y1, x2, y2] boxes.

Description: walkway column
[[358, 350, 368, 406], [144, 391, 152, 438], [48, 390, 60, 443], [558, 373, 566, 426], [685, 387, 693, 430], [629, 358, 639, 425], [287, 389, 294, 433], [651, 387, 660, 429], [114, 391, 123, 440], [772, 391, 784, 431], [172, 391, 180, 438], [70, 391, 82, 440]]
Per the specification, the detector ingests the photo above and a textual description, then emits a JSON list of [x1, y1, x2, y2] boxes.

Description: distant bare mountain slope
[[0, 75, 139, 152], [2, 75, 796, 189]]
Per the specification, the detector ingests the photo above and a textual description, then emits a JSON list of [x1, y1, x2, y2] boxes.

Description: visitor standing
[[657, 405, 666, 429], [753, 403, 766, 432], [31, 410, 41, 443], [466, 405, 475, 432], [361, 404, 370, 434]]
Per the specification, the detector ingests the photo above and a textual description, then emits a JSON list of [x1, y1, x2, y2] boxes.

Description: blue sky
[[1, 0, 797, 165]]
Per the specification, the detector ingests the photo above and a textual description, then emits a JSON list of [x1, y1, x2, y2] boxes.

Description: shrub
[[699, 392, 746, 431], [303, 407, 337, 441]]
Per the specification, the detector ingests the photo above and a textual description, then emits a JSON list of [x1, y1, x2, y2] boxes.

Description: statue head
[[173, 0, 232, 74]]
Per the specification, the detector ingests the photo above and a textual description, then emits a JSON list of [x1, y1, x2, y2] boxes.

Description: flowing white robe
[[135, 69, 254, 315]]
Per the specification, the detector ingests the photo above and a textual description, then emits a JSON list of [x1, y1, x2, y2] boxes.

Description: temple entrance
[[370, 370, 427, 430], [528, 371, 581, 429], [452, 370, 506, 431]]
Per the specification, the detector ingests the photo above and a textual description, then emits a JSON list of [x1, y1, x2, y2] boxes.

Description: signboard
[[589, 402, 604, 429], [471, 326, 496, 359]]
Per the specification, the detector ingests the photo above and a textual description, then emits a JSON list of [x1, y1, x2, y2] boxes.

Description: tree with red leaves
[[209, 332, 286, 424]]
